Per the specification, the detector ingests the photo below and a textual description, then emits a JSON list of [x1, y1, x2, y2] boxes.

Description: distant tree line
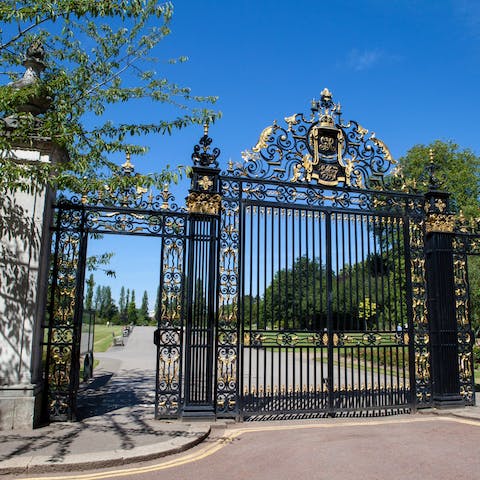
[[84, 275, 159, 325]]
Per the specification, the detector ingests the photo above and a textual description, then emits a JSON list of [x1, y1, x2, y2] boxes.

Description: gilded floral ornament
[[186, 192, 222, 215], [426, 213, 455, 233]]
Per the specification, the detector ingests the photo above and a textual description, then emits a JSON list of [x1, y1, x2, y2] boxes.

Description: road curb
[[0, 426, 211, 475], [416, 408, 480, 423]]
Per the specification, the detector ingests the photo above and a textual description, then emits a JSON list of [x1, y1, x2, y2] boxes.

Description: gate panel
[[43, 206, 87, 421], [329, 212, 411, 411], [216, 195, 240, 416], [451, 237, 477, 405], [239, 202, 412, 416], [240, 203, 329, 414], [155, 213, 187, 419], [183, 216, 217, 414]]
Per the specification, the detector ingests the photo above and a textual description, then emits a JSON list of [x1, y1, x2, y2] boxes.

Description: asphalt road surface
[[16, 415, 480, 480]]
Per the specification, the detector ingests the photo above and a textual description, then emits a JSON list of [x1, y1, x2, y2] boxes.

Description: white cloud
[[346, 48, 383, 71]]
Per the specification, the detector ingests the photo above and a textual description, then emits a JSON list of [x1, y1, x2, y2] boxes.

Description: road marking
[[23, 416, 480, 480]]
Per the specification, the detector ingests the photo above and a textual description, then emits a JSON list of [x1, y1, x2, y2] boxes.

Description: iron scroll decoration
[[239, 88, 396, 188]]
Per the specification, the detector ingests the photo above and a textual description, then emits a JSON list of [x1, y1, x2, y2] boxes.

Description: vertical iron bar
[[326, 211, 334, 414], [403, 216, 416, 408]]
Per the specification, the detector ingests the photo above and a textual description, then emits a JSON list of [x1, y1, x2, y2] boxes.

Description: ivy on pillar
[[182, 124, 221, 418], [424, 149, 464, 407]]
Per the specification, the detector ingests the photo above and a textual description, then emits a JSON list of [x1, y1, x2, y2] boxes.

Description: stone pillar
[[0, 143, 67, 429]]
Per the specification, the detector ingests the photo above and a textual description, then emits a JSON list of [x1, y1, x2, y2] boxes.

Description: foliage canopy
[[0, 1, 219, 193], [398, 140, 480, 217]]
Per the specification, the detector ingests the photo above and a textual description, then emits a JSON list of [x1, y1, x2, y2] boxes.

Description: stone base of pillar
[[432, 394, 465, 409], [0, 384, 43, 430]]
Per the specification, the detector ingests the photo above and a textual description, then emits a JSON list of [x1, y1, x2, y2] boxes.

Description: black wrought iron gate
[[42, 89, 476, 423], [238, 202, 414, 416]]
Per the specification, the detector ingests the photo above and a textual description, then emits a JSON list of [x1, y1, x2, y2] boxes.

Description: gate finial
[[192, 123, 220, 167], [121, 151, 134, 175], [426, 148, 440, 191]]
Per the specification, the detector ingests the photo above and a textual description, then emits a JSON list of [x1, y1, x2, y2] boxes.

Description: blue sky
[[87, 0, 480, 311]]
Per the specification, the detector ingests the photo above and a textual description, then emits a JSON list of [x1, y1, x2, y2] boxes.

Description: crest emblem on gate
[[299, 87, 346, 186], [241, 87, 396, 189]]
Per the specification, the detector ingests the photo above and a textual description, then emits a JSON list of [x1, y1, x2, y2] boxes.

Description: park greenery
[[0, 1, 219, 194], [397, 140, 480, 217], [84, 274, 157, 326], [245, 254, 405, 334], [398, 141, 480, 342]]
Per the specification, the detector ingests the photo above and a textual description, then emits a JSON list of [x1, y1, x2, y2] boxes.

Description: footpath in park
[[0, 326, 211, 474], [0, 325, 479, 475]]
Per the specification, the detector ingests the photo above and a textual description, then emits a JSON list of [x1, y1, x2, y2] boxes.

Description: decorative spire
[[121, 151, 134, 175], [311, 87, 341, 125], [427, 148, 440, 190], [192, 123, 220, 167], [1, 41, 51, 128]]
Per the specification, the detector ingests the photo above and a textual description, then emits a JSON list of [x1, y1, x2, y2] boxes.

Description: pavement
[[0, 326, 212, 475], [0, 325, 478, 475]]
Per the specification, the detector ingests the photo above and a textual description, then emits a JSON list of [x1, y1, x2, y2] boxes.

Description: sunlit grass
[[93, 324, 123, 352]]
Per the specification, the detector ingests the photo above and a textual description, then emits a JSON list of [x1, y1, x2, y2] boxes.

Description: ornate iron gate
[[215, 89, 426, 417], [43, 161, 189, 421], [42, 89, 475, 423], [237, 204, 414, 416]]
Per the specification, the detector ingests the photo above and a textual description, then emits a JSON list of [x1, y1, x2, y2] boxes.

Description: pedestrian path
[[0, 326, 211, 474]]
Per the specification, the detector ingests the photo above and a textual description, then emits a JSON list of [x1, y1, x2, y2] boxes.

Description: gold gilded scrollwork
[[370, 133, 394, 162], [425, 213, 455, 233], [159, 352, 179, 387], [252, 124, 276, 152], [186, 192, 222, 215], [459, 352, 472, 378], [217, 352, 237, 383], [415, 351, 430, 381]]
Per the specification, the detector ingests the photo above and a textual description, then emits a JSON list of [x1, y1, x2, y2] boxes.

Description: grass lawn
[[93, 324, 123, 353]]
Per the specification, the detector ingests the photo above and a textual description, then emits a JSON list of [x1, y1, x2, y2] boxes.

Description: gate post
[[182, 125, 221, 418], [0, 142, 68, 429], [424, 160, 464, 407]]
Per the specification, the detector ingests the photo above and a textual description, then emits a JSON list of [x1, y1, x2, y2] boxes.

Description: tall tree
[[261, 257, 328, 331], [93, 285, 102, 311], [140, 290, 149, 324], [127, 289, 138, 324], [119, 286, 126, 322], [100, 286, 118, 322], [398, 140, 480, 217], [84, 274, 94, 311], [0, 1, 219, 194]]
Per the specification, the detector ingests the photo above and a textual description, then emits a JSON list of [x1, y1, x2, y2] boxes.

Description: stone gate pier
[[0, 142, 66, 429]]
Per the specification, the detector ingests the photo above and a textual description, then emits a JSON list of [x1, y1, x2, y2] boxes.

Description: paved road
[[13, 415, 480, 480], [77, 326, 157, 419]]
